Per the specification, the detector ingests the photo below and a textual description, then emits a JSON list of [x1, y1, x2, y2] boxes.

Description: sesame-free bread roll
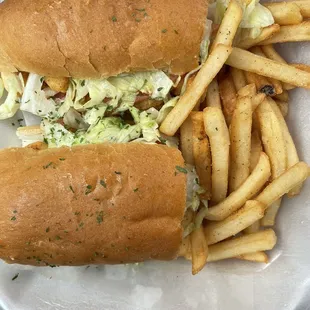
[[0, 0, 209, 78], [0, 143, 186, 266]]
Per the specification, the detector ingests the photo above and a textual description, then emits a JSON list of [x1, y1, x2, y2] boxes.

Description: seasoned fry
[[237, 84, 256, 98], [291, 63, 310, 73], [205, 200, 265, 245], [45, 76, 69, 93], [191, 226, 208, 275], [191, 112, 212, 199], [244, 71, 276, 96], [276, 100, 289, 117], [230, 67, 247, 91], [263, 2, 303, 25], [207, 229, 277, 262], [244, 220, 260, 234], [237, 252, 268, 263], [206, 153, 271, 221], [205, 79, 222, 108], [264, 1, 310, 19], [261, 200, 281, 226], [256, 162, 309, 207], [274, 90, 289, 102], [268, 98, 301, 196], [160, 44, 232, 136], [250, 46, 283, 95], [180, 117, 194, 165], [250, 130, 263, 173], [229, 96, 252, 192], [260, 45, 293, 90], [237, 24, 280, 49], [226, 47, 310, 89], [178, 236, 192, 261], [203, 107, 230, 203], [218, 75, 237, 125], [260, 21, 310, 44], [211, 0, 243, 51]]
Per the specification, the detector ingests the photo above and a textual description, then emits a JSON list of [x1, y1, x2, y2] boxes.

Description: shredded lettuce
[[0, 72, 24, 120], [200, 19, 212, 63], [21, 73, 59, 119], [212, 0, 274, 37]]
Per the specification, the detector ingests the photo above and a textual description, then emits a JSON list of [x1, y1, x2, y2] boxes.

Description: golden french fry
[[237, 83, 256, 98], [261, 200, 282, 226], [260, 21, 310, 44], [191, 226, 208, 275], [226, 47, 310, 89], [275, 100, 289, 118], [263, 2, 303, 25], [268, 98, 301, 196], [229, 96, 252, 192], [160, 45, 232, 136], [250, 46, 283, 95], [291, 63, 310, 73], [205, 79, 222, 109], [250, 130, 263, 173], [274, 90, 289, 102], [45, 76, 69, 93], [260, 45, 293, 90], [205, 200, 265, 245], [244, 220, 260, 234], [256, 162, 309, 207], [180, 117, 194, 165], [237, 24, 280, 49], [295, 0, 310, 18], [178, 236, 192, 261], [207, 229, 277, 262], [203, 107, 230, 203], [211, 0, 243, 51], [244, 71, 276, 97], [191, 112, 212, 199], [206, 152, 271, 221], [237, 251, 268, 263], [218, 75, 237, 125], [230, 67, 247, 91]]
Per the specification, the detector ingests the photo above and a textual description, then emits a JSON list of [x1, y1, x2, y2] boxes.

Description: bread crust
[[0, 143, 186, 266], [0, 0, 208, 78]]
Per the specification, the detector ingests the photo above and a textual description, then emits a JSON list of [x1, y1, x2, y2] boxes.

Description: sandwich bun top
[[0, 0, 209, 78]]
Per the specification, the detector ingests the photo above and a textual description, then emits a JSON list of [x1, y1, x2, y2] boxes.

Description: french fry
[[211, 0, 243, 51], [257, 99, 287, 224], [291, 63, 310, 73], [160, 44, 232, 136], [229, 96, 252, 192], [205, 200, 265, 245], [263, 2, 303, 25], [205, 79, 222, 109], [45, 76, 69, 93], [264, 1, 310, 19], [274, 90, 289, 102], [244, 220, 260, 234], [250, 130, 263, 173], [206, 152, 271, 221], [268, 98, 301, 196], [260, 21, 310, 44], [180, 117, 194, 165], [275, 100, 289, 118], [226, 47, 310, 89], [230, 67, 247, 91], [237, 252, 268, 263], [256, 162, 309, 207], [191, 112, 212, 199], [260, 45, 293, 90], [178, 236, 192, 261], [261, 200, 281, 226], [190, 226, 208, 275], [237, 24, 280, 49], [203, 107, 230, 203], [244, 71, 276, 97], [237, 83, 256, 98], [207, 229, 277, 262], [250, 46, 283, 95], [218, 75, 237, 125]]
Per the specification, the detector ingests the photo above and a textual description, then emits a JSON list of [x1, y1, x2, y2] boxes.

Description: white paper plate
[[0, 18, 310, 310]]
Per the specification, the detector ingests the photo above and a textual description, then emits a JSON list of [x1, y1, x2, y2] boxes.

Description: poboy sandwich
[[0, 0, 210, 267]]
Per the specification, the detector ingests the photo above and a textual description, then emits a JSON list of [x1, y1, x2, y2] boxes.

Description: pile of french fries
[[160, 0, 310, 275]]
